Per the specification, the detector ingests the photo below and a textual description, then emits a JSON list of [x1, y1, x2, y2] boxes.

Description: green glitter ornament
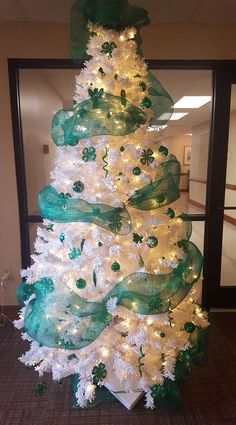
[[34, 382, 47, 397], [156, 193, 165, 204], [158, 145, 169, 156], [76, 278, 87, 289], [166, 208, 175, 218], [133, 233, 143, 244], [111, 261, 120, 272], [133, 166, 141, 175], [140, 148, 154, 165], [82, 146, 96, 162], [139, 81, 146, 91], [101, 41, 117, 58], [73, 180, 84, 193], [69, 248, 81, 260], [59, 233, 65, 243], [92, 363, 107, 385], [141, 97, 152, 108], [147, 236, 158, 248], [184, 322, 196, 333]]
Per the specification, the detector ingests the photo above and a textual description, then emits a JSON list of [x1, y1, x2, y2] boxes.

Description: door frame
[[8, 58, 236, 308]]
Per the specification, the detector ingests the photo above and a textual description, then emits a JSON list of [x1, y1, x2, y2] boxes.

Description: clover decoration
[[34, 382, 47, 397], [92, 362, 107, 385], [82, 147, 96, 162], [101, 41, 117, 58], [69, 248, 81, 260], [140, 148, 154, 165], [88, 88, 104, 108], [108, 213, 123, 233]]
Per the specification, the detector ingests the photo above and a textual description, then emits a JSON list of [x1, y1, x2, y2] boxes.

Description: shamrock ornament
[[34, 382, 47, 397], [133, 233, 143, 244], [82, 147, 96, 162], [92, 362, 107, 384], [88, 88, 104, 108], [101, 41, 117, 58], [69, 247, 81, 260], [140, 148, 154, 165], [108, 213, 123, 233]]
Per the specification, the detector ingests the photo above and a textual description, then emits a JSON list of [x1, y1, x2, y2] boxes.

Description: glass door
[[203, 68, 236, 307]]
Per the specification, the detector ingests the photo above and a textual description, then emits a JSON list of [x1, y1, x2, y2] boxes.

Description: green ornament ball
[[111, 261, 120, 272], [166, 208, 175, 219], [147, 236, 158, 248], [133, 166, 141, 175], [73, 180, 84, 193], [141, 97, 152, 109], [158, 145, 169, 156], [156, 193, 165, 204], [139, 81, 146, 91], [76, 278, 87, 289], [184, 322, 196, 333]]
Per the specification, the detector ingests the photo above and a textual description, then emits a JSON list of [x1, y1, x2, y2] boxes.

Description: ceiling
[[1, 0, 236, 24]]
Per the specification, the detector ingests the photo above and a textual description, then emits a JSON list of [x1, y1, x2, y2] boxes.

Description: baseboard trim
[[189, 199, 236, 226]]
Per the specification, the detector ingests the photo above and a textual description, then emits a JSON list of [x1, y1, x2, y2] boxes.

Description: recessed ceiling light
[[148, 124, 168, 132], [159, 112, 189, 121], [174, 96, 211, 109]]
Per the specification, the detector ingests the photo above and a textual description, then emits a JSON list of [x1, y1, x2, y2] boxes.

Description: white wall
[[189, 121, 209, 207]]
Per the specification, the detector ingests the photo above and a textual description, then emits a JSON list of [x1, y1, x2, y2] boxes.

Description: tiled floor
[[0, 314, 236, 425]]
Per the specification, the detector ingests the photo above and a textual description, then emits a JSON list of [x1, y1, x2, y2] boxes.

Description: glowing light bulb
[[101, 348, 109, 357], [119, 35, 125, 41]]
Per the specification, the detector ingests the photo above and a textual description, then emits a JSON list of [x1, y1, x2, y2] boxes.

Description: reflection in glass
[[151, 70, 212, 214], [20, 69, 79, 215], [221, 85, 236, 286]]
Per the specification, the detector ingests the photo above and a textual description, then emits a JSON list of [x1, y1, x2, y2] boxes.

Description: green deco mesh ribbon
[[51, 93, 146, 147], [18, 239, 202, 350], [147, 72, 174, 127], [129, 154, 180, 210], [38, 185, 131, 235], [70, 0, 150, 63]]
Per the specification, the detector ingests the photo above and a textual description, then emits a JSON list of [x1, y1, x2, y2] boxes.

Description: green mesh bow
[[70, 0, 150, 63], [18, 240, 202, 350], [38, 185, 131, 235], [128, 154, 180, 210], [51, 93, 146, 147]]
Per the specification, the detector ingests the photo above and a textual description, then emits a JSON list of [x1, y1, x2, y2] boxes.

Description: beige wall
[[1, 22, 236, 304], [189, 121, 210, 207]]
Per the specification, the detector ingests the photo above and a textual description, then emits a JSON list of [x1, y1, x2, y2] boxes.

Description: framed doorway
[[8, 58, 236, 308]]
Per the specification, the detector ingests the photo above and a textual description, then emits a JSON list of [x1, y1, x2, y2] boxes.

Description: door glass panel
[[19, 69, 79, 215], [221, 84, 236, 286], [221, 212, 236, 286], [151, 69, 212, 214]]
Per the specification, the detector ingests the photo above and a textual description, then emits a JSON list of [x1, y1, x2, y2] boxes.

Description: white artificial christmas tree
[[15, 0, 209, 410]]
